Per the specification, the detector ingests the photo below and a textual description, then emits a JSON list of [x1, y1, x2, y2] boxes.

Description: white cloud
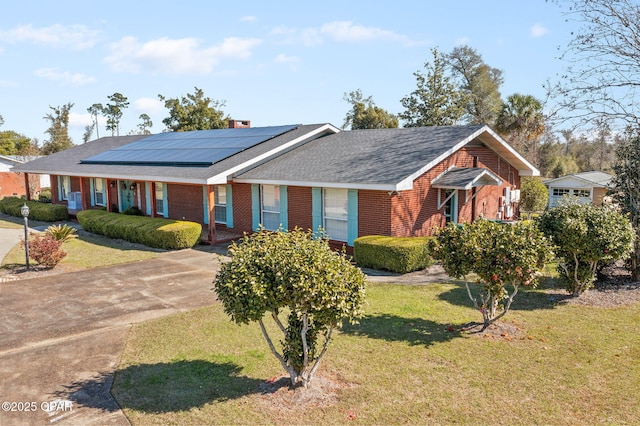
[[104, 36, 262, 75], [530, 24, 549, 38], [133, 97, 164, 114], [320, 21, 406, 43], [275, 53, 299, 63], [34, 67, 96, 85], [271, 21, 421, 47], [455, 37, 471, 46], [240, 16, 257, 23], [0, 24, 99, 49], [69, 112, 94, 128]]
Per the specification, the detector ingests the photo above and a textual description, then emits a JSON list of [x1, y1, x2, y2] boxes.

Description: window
[[553, 188, 570, 197], [155, 182, 165, 215], [323, 188, 348, 242], [261, 185, 280, 231], [443, 189, 457, 224], [93, 178, 106, 206], [57, 176, 70, 201], [573, 189, 591, 198], [214, 185, 227, 224]]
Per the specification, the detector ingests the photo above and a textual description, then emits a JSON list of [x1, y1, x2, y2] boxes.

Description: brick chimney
[[228, 119, 251, 128]]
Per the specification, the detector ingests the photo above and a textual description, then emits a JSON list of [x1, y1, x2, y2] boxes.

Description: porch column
[[23, 173, 31, 201], [79, 178, 88, 210], [207, 185, 216, 243], [150, 182, 157, 218]]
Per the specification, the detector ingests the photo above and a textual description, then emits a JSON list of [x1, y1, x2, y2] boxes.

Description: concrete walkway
[[0, 227, 25, 264], [0, 246, 223, 425]]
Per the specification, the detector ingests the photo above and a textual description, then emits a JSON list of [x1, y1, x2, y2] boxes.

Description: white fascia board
[[396, 125, 539, 190], [481, 126, 540, 176], [395, 126, 489, 190], [232, 178, 398, 191], [206, 123, 340, 185], [544, 174, 606, 187], [14, 168, 209, 185]]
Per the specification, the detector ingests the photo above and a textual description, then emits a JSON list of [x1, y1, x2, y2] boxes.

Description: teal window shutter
[[347, 189, 358, 246], [145, 182, 152, 215], [89, 179, 96, 206], [226, 184, 234, 228], [202, 186, 209, 225], [279, 185, 288, 230], [162, 184, 168, 217], [312, 187, 322, 234], [251, 184, 260, 230]]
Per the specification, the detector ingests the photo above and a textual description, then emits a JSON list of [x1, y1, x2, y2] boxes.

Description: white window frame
[[552, 188, 570, 197], [322, 188, 349, 242], [93, 178, 106, 206], [155, 182, 165, 216], [58, 176, 70, 201], [260, 185, 280, 231], [214, 185, 227, 224]]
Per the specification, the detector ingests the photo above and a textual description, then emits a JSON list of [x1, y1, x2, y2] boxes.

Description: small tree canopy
[[519, 177, 549, 218], [431, 220, 552, 328], [159, 87, 229, 132], [537, 201, 635, 295], [214, 228, 366, 388]]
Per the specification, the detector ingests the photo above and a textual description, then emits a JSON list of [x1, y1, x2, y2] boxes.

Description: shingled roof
[[11, 124, 338, 185], [234, 124, 538, 191]]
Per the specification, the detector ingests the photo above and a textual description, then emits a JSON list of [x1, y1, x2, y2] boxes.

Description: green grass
[[1, 216, 160, 269], [111, 281, 640, 425]]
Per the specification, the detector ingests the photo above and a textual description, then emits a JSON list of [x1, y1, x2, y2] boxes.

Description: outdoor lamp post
[[21, 203, 30, 270]]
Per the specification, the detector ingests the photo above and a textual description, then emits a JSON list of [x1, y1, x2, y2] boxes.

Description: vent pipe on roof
[[229, 119, 250, 128]]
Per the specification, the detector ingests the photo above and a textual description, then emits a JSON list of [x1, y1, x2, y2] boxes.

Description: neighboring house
[[544, 171, 612, 209], [0, 155, 48, 198], [12, 121, 538, 247]]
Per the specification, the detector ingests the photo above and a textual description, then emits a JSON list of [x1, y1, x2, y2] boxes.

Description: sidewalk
[[0, 227, 25, 264]]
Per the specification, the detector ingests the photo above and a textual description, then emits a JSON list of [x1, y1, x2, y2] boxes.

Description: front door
[[119, 180, 136, 212], [443, 189, 458, 224]]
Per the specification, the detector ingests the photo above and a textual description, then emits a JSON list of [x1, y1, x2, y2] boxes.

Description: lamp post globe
[[21, 203, 30, 270]]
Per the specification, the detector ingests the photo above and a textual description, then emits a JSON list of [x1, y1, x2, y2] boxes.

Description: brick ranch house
[[12, 121, 538, 247], [1, 155, 46, 198]]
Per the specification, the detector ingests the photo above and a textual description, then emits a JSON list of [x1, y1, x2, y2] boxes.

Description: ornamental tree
[[431, 219, 552, 329], [537, 201, 635, 296], [213, 228, 366, 388]]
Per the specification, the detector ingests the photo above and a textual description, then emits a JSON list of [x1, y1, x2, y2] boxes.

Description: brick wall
[[287, 185, 313, 231], [167, 183, 205, 224], [0, 172, 26, 197], [231, 183, 253, 234], [389, 145, 522, 237], [358, 190, 392, 237]]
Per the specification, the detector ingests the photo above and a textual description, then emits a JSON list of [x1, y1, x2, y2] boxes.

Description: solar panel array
[[81, 124, 299, 167]]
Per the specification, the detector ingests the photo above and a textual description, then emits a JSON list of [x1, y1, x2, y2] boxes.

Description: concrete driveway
[[0, 245, 224, 425]]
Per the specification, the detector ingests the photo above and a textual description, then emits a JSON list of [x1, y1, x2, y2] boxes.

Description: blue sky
[[0, 0, 576, 145]]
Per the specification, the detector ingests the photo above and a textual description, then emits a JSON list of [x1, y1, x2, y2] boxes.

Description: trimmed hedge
[[0, 197, 68, 222], [76, 209, 202, 250], [353, 235, 434, 274]]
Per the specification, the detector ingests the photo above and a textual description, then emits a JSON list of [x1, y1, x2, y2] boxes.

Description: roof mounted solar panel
[[81, 124, 299, 167]]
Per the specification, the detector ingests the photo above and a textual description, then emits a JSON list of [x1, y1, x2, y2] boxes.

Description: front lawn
[[0, 216, 160, 271], [111, 281, 640, 425]]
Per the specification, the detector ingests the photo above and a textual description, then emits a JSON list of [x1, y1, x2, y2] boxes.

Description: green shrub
[[537, 201, 635, 295], [45, 224, 77, 242], [38, 188, 52, 203], [353, 235, 434, 273], [0, 197, 68, 221], [76, 209, 202, 250]]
